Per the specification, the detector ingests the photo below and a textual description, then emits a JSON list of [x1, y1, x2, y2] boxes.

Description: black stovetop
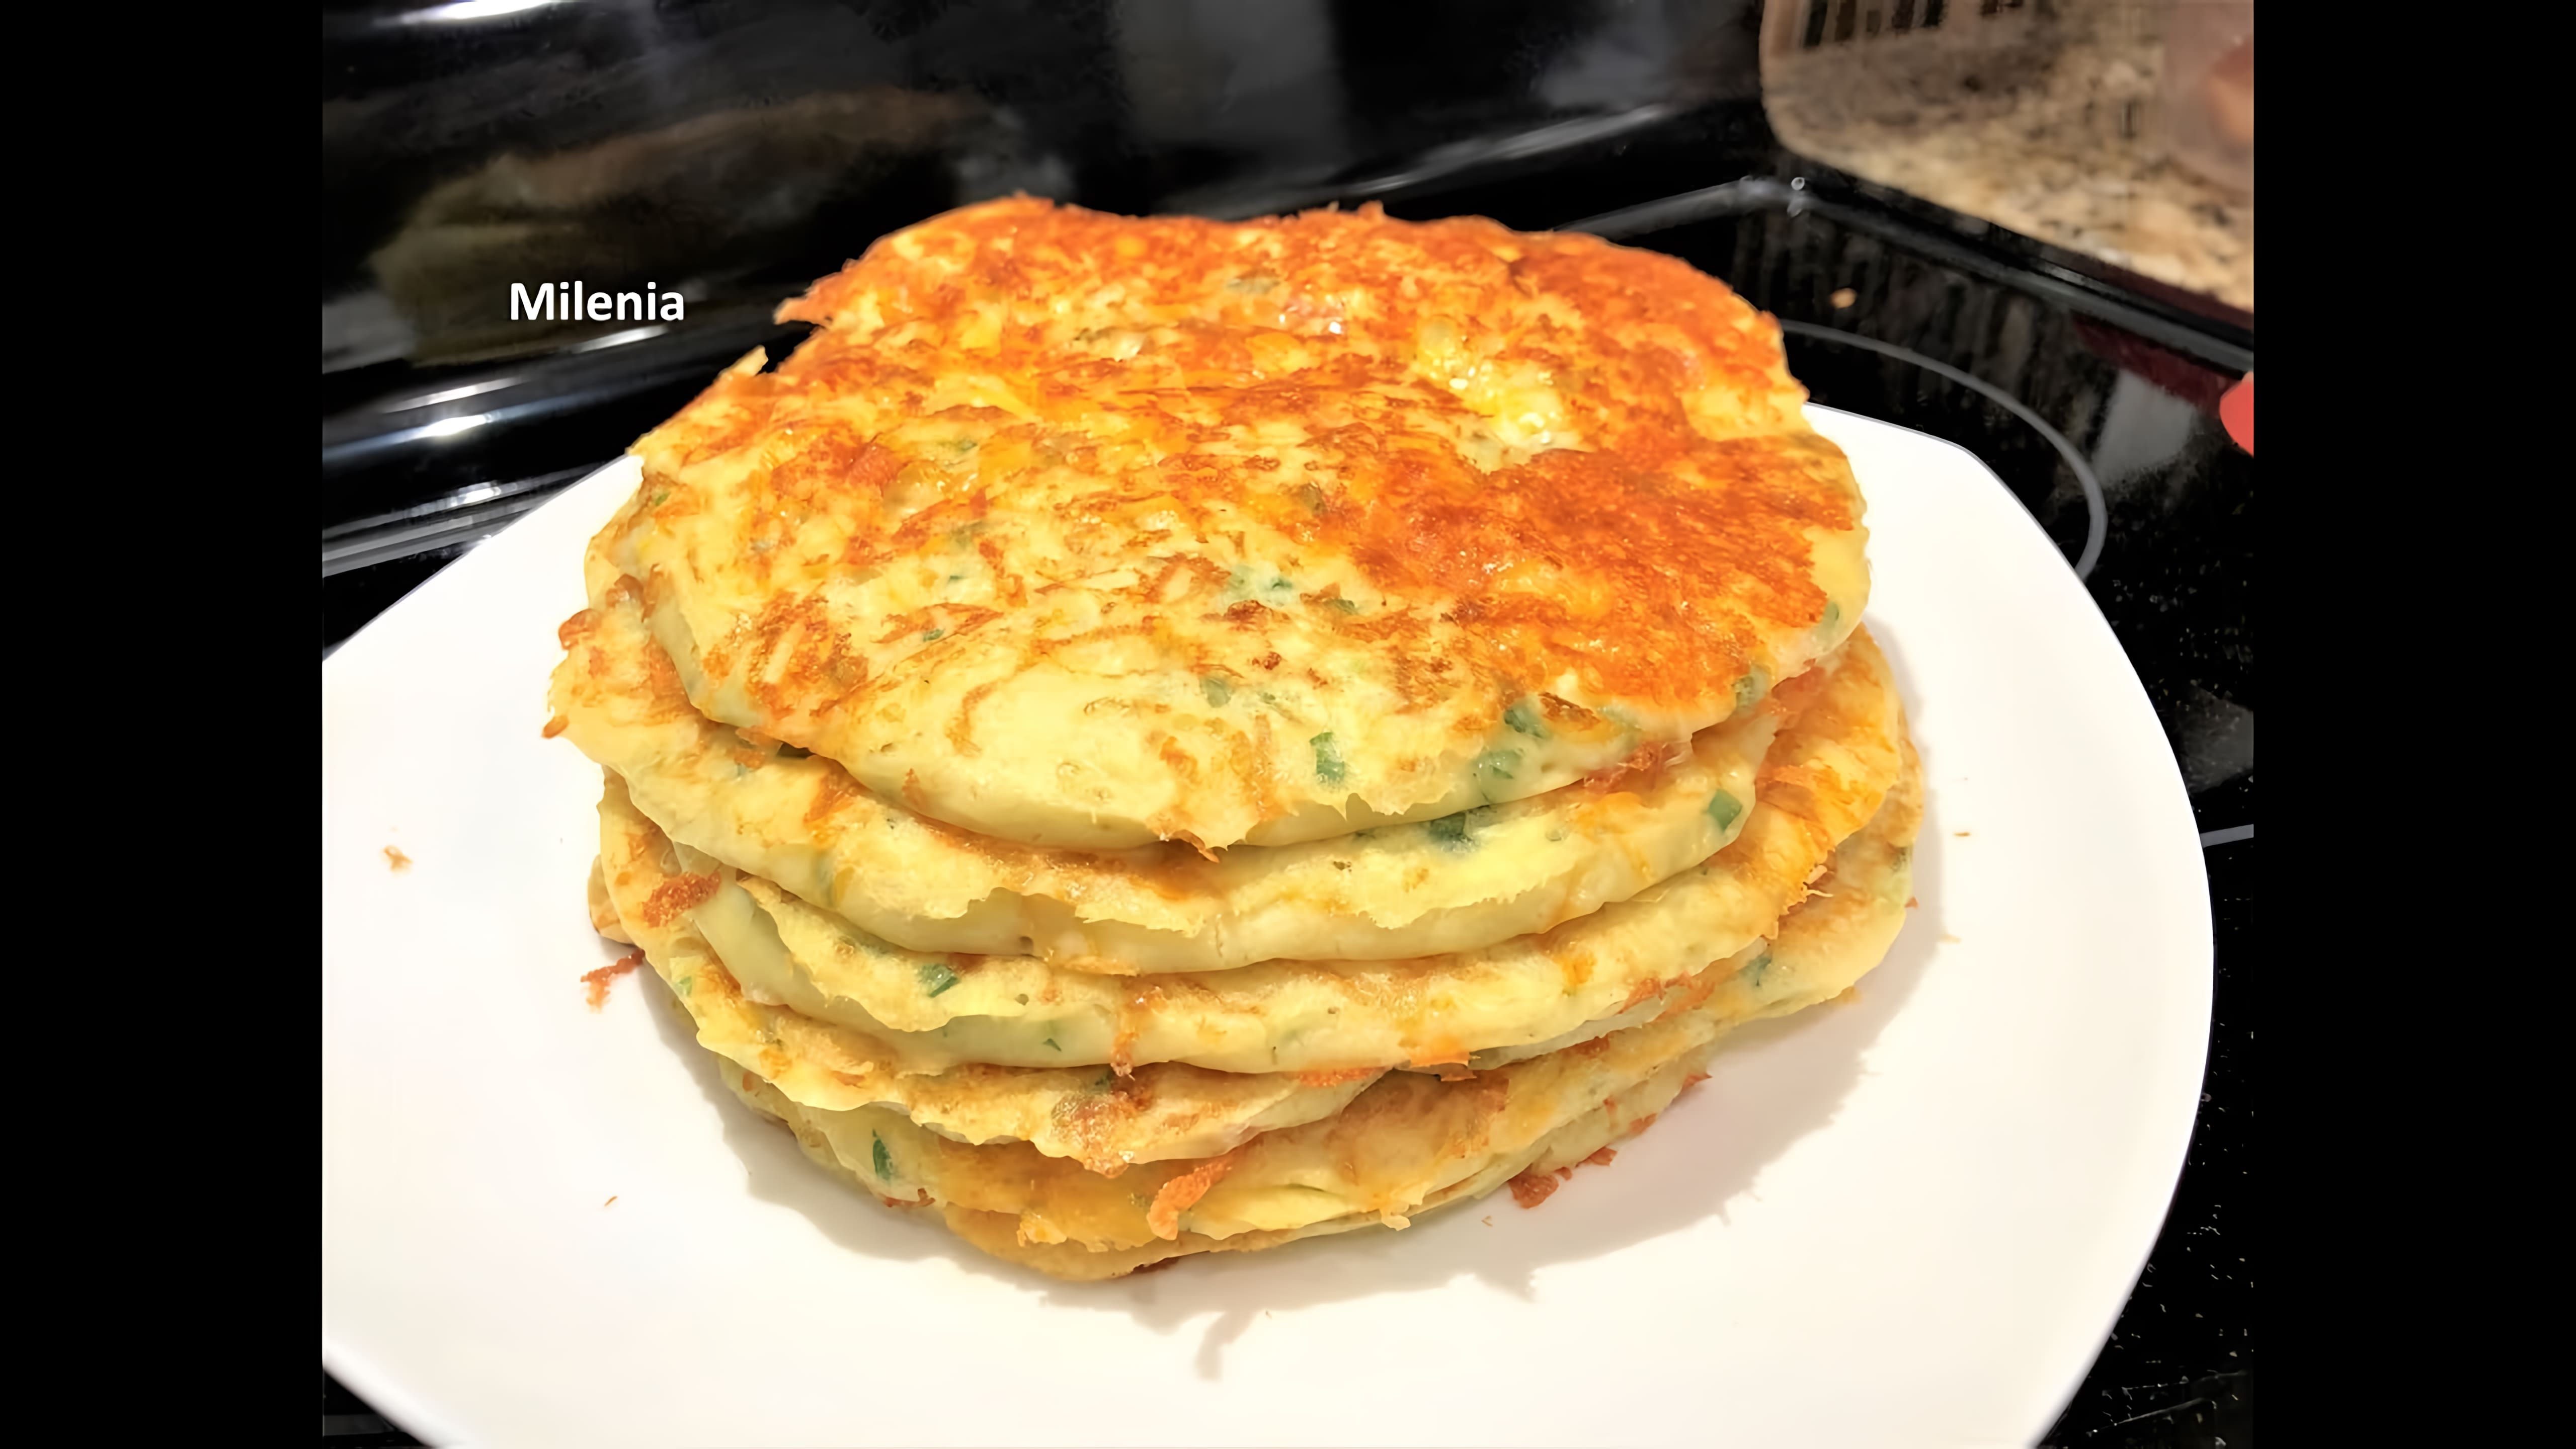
[[322, 97, 2250, 1449]]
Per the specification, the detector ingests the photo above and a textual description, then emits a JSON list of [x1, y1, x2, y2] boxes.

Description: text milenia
[[510, 282, 686, 323]]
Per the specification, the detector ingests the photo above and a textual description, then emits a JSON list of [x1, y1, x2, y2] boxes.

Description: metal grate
[[1762, 0, 2056, 59]]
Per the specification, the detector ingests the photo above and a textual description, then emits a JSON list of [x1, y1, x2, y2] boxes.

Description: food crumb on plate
[[1507, 1171, 1561, 1209], [603, 1195, 618, 1208], [383, 846, 412, 871], [583, 950, 646, 1009]]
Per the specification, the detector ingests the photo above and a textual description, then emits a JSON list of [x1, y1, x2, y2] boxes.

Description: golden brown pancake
[[551, 573, 1793, 972], [610, 198, 1869, 849]]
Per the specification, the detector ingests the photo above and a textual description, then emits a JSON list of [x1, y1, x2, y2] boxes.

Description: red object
[[2219, 373, 2253, 453]]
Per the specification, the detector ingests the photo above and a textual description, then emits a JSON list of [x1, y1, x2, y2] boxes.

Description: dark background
[[322, 4, 2250, 1443]]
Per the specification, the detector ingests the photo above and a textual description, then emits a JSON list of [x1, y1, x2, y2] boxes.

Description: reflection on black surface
[[370, 87, 981, 363], [1783, 318, 2109, 577], [324, 0, 1769, 375]]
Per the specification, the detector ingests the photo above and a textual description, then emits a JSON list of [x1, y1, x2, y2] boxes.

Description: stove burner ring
[[1781, 320, 2107, 581]]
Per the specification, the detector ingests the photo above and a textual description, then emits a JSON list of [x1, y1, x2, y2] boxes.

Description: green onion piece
[[1732, 667, 1767, 713], [1311, 732, 1346, 785]]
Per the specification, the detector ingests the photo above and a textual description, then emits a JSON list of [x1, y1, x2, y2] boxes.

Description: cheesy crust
[[618, 198, 1869, 849]]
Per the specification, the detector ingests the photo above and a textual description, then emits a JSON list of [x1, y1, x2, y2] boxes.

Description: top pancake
[[617, 197, 1870, 849]]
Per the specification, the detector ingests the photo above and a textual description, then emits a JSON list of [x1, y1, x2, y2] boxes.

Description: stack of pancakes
[[547, 199, 1920, 1280]]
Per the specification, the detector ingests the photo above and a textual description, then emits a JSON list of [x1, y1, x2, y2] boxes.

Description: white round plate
[[323, 406, 2211, 1448]]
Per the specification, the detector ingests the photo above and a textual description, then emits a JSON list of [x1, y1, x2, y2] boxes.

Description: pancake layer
[[612, 198, 1869, 849], [553, 575, 1795, 973], [628, 744, 1915, 1276]]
